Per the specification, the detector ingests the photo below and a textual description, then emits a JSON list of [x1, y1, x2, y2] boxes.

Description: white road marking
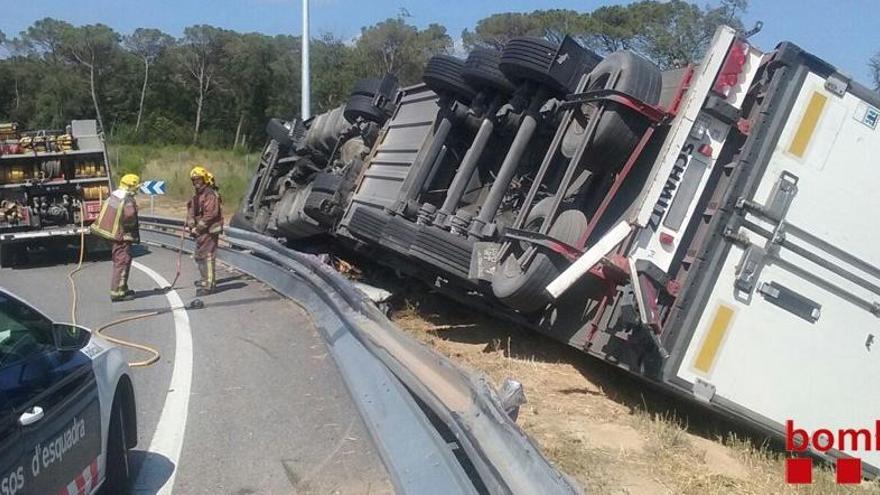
[[131, 261, 193, 494]]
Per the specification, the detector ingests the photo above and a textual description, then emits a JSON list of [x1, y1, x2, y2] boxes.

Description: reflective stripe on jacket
[[91, 188, 139, 242]]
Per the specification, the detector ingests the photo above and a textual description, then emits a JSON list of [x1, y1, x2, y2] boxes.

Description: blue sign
[[140, 180, 166, 195]]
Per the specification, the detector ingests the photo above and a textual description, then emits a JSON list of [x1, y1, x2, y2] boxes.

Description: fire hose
[[67, 202, 191, 368]]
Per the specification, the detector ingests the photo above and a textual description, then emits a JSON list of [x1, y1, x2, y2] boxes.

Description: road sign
[[140, 180, 166, 196]]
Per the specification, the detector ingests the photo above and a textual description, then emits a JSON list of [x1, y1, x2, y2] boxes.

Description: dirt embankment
[[388, 285, 879, 495]]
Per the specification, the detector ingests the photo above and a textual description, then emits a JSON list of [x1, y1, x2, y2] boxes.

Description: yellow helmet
[[190, 166, 215, 186], [120, 173, 140, 191]]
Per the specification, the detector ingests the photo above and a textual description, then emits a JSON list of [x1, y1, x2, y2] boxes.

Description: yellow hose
[[67, 205, 87, 326], [95, 312, 163, 367], [68, 200, 164, 368]]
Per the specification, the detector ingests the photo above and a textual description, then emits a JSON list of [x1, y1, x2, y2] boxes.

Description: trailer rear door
[[671, 57, 880, 473]]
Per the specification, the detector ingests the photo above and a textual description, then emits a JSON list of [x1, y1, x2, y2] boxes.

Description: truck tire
[[344, 75, 399, 125], [350, 78, 384, 97], [500, 37, 602, 97], [422, 55, 477, 104], [266, 119, 293, 148], [581, 51, 662, 174], [462, 48, 517, 96], [304, 173, 344, 226], [344, 94, 388, 126], [492, 197, 588, 313]]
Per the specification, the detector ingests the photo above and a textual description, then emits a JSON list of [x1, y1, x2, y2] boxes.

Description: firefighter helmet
[[190, 166, 215, 187], [120, 173, 140, 191]]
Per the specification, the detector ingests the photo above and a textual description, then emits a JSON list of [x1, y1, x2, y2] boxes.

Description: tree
[[265, 35, 302, 120], [355, 15, 452, 84], [177, 25, 227, 143], [583, 5, 640, 53], [461, 10, 588, 50], [462, 2, 748, 68], [59, 24, 120, 133], [124, 28, 174, 133], [20, 17, 71, 59], [630, 0, 748, 68], [311, 33, 359, 113], [224, 32, 274, 148], [18, 18, 80, 127], [1, 37, 31, 116], [462, 13, 543, 50]]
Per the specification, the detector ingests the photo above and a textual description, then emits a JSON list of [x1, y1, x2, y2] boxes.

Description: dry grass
[[107, 144, 258, 213], [388, 287, 880, 495]]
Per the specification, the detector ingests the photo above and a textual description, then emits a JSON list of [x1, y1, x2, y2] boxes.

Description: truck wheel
[[499, 37, 560, 89], [344, 76, 399, 126], [462, 48, 517, 96], [492, 197, 587, 313], [422, 55, 477, 104], [581, 51, 661, 174], [344, 94, 388, 126], [103, 400, 131, 494], [266, 119, 293, 148], [500, 37, 602, 97], [304, 173, 343, 226], [350, 78, 384, 97]]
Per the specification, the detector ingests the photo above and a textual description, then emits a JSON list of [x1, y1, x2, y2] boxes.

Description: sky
[[0, 0, 877, 85]]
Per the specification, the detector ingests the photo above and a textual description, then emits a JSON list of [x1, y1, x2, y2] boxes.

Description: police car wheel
[[103, 401, 131, 493]]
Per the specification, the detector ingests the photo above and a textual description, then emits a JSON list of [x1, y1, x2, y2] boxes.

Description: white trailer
[[550, 27, 880, 475]]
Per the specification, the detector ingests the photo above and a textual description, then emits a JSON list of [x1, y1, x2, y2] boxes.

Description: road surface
[[0, 242, 392, 494]]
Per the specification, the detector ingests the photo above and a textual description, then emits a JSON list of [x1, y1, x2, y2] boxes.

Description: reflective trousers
[[194, 233, 218, 290], [110, 241, 132, 297]]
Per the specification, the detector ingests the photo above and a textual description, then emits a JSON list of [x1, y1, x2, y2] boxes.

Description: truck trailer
[[233, 26, 880, 476]]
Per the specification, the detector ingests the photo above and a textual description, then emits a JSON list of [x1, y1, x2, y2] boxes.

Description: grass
[[106, 143, 258, 213]]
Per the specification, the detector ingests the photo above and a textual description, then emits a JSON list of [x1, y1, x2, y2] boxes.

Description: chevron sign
[[140, 180, 166, 195]]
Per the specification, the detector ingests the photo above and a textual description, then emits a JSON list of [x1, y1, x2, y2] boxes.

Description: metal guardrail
[[139, 216, 581, 495]]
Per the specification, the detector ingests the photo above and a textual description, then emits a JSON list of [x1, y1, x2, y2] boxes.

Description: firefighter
[[186, 166, 222, 295], [91, 173, 140, 302]]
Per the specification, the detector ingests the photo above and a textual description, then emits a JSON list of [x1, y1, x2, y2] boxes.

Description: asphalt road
[[0, 242, 392, 494]]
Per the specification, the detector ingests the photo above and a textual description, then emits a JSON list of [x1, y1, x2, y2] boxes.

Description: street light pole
[[301, 0, 311, 120]]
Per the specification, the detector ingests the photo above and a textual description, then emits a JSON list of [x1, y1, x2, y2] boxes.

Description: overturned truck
[[234, 26, 880, 476]]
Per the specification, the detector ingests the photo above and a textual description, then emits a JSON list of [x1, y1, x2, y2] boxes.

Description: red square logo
[[836, 458, 862, 484], [786, 457, 812, 484]]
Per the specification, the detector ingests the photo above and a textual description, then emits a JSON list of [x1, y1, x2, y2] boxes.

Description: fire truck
[[0, 120, 113, 266]]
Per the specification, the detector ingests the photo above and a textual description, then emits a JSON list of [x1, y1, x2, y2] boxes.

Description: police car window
[[0, 295, 54, 368]]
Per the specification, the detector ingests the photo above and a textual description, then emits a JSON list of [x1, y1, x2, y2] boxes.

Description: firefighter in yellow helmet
[[186, 166, 222, 295], [91, 173, 140, 301]]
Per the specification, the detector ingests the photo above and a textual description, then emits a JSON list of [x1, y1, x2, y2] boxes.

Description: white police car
[[0, 288, 136, 495]]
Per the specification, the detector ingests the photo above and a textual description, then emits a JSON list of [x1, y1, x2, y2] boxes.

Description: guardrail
[[139, 215, 581, 495]]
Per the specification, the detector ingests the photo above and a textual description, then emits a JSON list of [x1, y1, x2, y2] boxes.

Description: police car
[[0, 288, 136, 495]]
